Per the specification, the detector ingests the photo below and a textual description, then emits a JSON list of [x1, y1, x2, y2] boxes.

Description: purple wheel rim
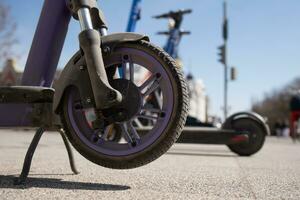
[[67, 47, 175, 156]]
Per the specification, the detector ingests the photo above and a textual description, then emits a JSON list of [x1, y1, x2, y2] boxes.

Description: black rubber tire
[[60, 40, 189, 169], [227, 118, 266, 156]]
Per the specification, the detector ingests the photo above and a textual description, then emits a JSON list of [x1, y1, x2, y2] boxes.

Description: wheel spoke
[[139, 74, 156, 91], [133, 118, 144, 128], [118, 123, 139, 146], [142, 79, 160, 98], [118, 123, 132, 143], [154, 91, 163, 109], [129, 62, 134, 82], [141, 107, 163, 114], [102, 125, 112, 140], [137, 114, 159, 121], [127, 121, 140, 140]]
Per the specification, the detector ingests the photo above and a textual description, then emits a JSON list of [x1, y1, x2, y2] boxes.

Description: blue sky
[[3, 0, 300, 118]]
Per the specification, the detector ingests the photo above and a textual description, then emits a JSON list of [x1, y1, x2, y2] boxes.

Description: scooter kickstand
[[14, 128, 45, 185], [14, 128, 79, 185], [58, 129, 80, 175]]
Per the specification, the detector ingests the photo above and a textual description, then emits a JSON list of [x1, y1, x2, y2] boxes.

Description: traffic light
[[218, 45, 226, 64], [231, 67, 237, 81]]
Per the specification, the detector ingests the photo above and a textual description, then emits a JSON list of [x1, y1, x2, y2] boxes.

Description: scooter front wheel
[[60, 41, 189, 169]]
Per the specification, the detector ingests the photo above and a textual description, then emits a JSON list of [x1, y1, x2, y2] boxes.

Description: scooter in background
[[149, 9, 269, 156], [113, 1, 268, 157], [126, 0, 142, 32]]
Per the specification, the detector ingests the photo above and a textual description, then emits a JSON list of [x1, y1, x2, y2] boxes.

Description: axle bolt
[[86, 98, 91, 104], [103, 46, 110, 54], [123, 55, 129, 60], [79, 65, 86, 71], [115, 112, 127, 122], [160, 112, 166, 118], [108, 91, 117, 101]]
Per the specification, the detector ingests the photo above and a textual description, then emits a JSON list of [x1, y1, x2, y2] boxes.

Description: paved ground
[[0, 129, 300, 200]]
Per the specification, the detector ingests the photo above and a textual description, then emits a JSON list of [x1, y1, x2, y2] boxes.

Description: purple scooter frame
[[2, 0, 190, 184], [0, 0, 71, 127], [22, 0, 71, 87]]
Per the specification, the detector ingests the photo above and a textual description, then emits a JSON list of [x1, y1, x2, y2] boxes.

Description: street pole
[[224, 47, 228, 119], [218, 1, 236, 120], [223, 1, 228, 119]]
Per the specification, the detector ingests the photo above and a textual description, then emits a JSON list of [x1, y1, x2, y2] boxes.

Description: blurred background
[[1, 0, 300, 136]]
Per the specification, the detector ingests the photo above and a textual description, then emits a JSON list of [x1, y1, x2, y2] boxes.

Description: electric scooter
[[151, 9, 269, 156], [1, 0, 189, 184], [122, 2, 268, 156], [126, 0, 142, 32]]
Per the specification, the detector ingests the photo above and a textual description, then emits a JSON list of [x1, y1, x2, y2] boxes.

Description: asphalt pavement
[[0, 129, 300, 200]]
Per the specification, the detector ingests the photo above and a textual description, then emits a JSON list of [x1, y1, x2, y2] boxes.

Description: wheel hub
[[104, 79, 142, 122]]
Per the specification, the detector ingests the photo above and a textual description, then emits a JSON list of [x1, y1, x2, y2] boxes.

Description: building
[[0, 58, 62, 87], [186, 73, 208, 123], [0, 59, 22, 86]]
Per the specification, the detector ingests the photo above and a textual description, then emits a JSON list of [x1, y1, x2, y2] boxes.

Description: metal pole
[[223, 1, 228, 119], [224, 40, 228, 119]]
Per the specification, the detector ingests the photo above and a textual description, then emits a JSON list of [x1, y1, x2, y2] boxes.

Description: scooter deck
[[0, 86, 54, 103], [137, 126, 249, 145], [0, 86, 55, 127], [177, 127, 248, 145]]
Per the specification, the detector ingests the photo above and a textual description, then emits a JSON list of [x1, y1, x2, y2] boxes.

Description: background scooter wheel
[[227, 118, 266, 156]]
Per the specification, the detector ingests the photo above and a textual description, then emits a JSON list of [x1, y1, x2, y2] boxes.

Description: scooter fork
[[69, 0, 122, 110]]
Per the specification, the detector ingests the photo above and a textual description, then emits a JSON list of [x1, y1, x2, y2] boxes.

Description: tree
[[252, 77, 300, 135], [0, 2, 17, 65]]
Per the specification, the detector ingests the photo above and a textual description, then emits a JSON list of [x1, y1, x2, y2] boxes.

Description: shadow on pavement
[[0, 175, 130, 191], [166, 151, 238, 157]]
